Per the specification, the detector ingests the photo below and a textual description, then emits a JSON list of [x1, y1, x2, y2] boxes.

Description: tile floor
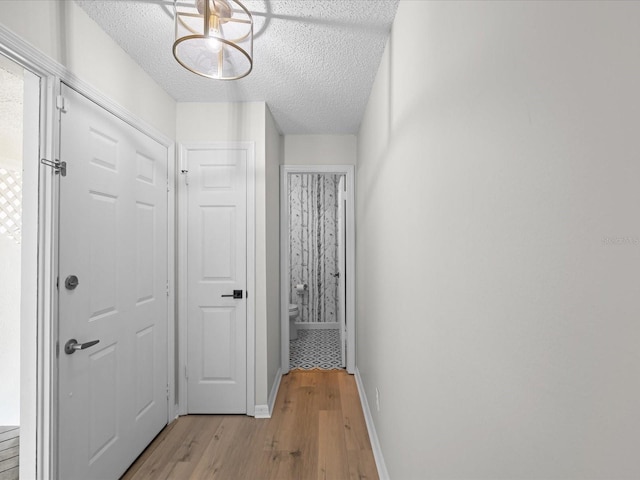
[[289, 328, 343, 370]]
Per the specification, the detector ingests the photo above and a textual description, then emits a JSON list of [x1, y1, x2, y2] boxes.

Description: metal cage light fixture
[[173, 0, 253, 80]]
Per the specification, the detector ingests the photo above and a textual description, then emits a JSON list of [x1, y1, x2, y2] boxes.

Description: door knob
[[221, 290, 243, 299], [64, 338, 100, 354]]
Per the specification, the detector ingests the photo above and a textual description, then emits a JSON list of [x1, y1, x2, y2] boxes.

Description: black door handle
[[221, 289, 243, 299]]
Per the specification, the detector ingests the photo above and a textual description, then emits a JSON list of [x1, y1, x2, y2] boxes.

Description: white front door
[[58, 84, 168, 480], [184, 145, 248, 414]]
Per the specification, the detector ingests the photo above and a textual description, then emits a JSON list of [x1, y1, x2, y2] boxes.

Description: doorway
[[0, 52, 41, 480], [280, 165, 355, 374], [177, 142, 256, 416]]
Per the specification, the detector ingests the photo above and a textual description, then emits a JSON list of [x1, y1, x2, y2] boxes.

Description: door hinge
[[56, 341, 59, 358], [166, 282, 169, 297], [180, 169, 189, 186], [166, 384, 170, 400], [41, 158, 66, 176], [184, 365, 188, 380], [56, 95, 67, 113], [56, 276, 59, 290], [246, 290, 249, 299]]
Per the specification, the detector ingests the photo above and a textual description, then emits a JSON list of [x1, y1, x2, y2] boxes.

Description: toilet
[[288, 304, 299, 340]]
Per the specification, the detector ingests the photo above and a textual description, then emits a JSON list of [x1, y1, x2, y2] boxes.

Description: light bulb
[[207, 34, 222, 54]]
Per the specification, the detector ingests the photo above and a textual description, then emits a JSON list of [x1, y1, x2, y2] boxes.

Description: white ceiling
[[76, 0, 399, 134]]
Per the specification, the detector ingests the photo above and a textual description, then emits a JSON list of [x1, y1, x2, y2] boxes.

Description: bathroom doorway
[[280, 166, 355, 374]]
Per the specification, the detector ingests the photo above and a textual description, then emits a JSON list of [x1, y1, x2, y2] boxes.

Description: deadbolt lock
[[65, 275, 79, 290]]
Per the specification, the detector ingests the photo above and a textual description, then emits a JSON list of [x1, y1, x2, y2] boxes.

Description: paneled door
[[184, 145, 248, 413], [57, 84, 168, 479]]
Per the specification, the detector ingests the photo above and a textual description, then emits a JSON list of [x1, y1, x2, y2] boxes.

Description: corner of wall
[[264, 103, 282, 401]]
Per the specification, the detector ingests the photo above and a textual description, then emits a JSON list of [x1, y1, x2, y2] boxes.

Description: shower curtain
[[289, 173, 340, 323]]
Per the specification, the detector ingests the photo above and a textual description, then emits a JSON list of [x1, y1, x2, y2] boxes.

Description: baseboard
[[295, 322, 339, 330], [253, 404, 270, 418], [354, 368, 389, 480], [255, 368, 282, 419]]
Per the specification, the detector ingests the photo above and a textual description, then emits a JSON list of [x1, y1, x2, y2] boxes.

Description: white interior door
[[337, 177, 347, 368], [185, 145, 247, 414], [58, 84, 168, 480]]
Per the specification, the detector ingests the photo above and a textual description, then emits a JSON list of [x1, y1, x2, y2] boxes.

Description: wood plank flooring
[[122, 370, 378, 480], [0, 427, 19, 480]]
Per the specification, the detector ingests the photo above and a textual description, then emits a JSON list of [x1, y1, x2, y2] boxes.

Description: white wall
[[177, 102, 276, 406], [284, 135, 356, 165], [0, 0, 176, 138], [265, 106, 282, 392], [0, 60, 22, 426], [0, 234, 20, 425], [357, 1, 640, 478]]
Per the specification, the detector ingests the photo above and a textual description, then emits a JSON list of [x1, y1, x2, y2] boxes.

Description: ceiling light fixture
[[173, 0, 253, 80]]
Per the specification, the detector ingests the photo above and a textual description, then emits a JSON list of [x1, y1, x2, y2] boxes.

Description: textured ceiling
[[76, 0, 399, 134]]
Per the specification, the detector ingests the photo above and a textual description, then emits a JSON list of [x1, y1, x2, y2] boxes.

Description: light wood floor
[[0, 427, 19, 480], [122, 370, 378, 480]]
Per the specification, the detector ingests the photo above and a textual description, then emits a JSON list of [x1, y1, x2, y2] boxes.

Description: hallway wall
[[0, 1, 176, 138], [284, 135, 356, 166], [357, 1, 640, 478]]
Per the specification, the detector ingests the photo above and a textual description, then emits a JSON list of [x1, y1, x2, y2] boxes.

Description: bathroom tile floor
[[290, 328, 343, 370]]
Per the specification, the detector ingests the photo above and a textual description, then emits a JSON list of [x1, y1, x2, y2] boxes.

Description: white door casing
[[181, 143, 254, 414], [338, 177, 347, 368], [57, 84, 168, 480]]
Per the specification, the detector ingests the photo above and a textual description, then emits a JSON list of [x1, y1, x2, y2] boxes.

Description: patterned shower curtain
[[289, 174, 340, 323]]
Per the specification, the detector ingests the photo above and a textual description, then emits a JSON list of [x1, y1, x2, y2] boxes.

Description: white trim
[[280, 165, 356, 374], [246, 143, 256, 417], [267, 368, 282, 415], [177, 145, 188, 416], [280, 170, 288, 372], [254, 405, 270, 418], [355, 368, 389, 480], [295, 322, 339, 330], [166, 144, 178, 423], [19, 66, 43, 480], [41, 71, 59, 480], [176, 142, 256, 417]]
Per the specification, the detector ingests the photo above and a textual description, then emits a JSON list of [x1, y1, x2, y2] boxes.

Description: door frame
[[280, 165, 356, 374], [0, 26, 61, 480], [176, 142, 256, 416], [0, 23, 177, 479]]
